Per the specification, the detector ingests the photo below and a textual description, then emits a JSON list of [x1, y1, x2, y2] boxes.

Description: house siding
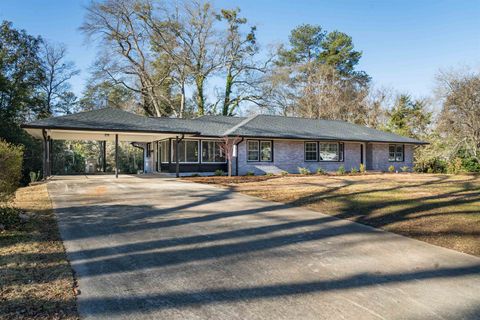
[[234, 140, 415, 175], [235, 140, 362, 175], [366, 143, 414, 172]]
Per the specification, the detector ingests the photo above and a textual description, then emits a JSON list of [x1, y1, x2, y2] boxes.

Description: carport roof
[[21, 107, 198, 134], [22, 107, 427, 144]]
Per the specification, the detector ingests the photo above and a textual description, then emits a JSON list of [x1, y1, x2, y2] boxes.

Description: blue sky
[[1, 0, 479, 99]]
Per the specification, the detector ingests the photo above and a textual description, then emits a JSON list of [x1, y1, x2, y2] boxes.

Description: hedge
[[0, 139, 24, 202]]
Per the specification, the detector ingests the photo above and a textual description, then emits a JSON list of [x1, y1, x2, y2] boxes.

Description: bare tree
[[216, 8, 269, 116], [39, 41, 79, 117], [81, 0, 174, 117], [219, 135, 242, 176], [437, 70, 480, 161], [172, 0, 223, 115]]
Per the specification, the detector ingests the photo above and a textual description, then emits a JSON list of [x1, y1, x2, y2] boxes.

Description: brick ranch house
[[22, 108, 427, 177]]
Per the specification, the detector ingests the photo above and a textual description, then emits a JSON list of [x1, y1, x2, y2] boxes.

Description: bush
[[316, 167, 325, 175], [400, 166, 410, 172], [388, 165, 395, 173], [280, 171, 288, 176], [447, 157, 463, 174], [190, 173, 201, 177], [337, 165, 346, 175], [298, 167, 311, 175], [214, 169, 224, 176], [0, 205, 22, 230], [350, 167, 358, 174], [414, 157, 447, 173], [29, 171, 40, 183], [0, 140, 24, 202], [245, 171, 255, 176], [266, 172, 275, 177], [359, 163, 366, 173]]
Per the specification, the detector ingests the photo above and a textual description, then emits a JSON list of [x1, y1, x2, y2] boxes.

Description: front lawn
[[185, 173, 480, 256], [0, 184, 78, 319]]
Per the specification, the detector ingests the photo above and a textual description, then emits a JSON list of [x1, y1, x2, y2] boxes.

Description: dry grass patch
[[189, 173, 480, 256], [0, 183, 78, 320]]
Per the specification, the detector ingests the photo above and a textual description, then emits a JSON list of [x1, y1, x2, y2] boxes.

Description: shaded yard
[[0, 184, 78, 319], [185, 173, 480, 256]]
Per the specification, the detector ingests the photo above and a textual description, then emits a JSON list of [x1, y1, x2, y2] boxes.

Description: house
[[22, 108, 427, 177]]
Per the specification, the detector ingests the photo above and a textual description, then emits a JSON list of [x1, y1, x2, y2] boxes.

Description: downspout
[[234, 137, 244, 176]]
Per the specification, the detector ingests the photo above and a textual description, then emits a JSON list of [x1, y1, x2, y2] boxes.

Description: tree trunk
[[179, 82, 185, 118], [223, 68, 233, 116], [195, 74, 205, 115]]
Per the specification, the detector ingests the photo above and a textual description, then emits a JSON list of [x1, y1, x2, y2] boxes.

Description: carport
[[21, 108, 197, 178]]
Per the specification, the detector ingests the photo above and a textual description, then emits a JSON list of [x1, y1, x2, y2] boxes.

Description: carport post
[[115, 134, 119, 178], [42, 129, 48, 179], [175, 136, 179, 178], [102, 140, 106, 172]]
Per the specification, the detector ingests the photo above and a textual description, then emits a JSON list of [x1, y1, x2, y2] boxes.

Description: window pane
[[185, 141, 198, 162], [247, 141, 259, 161], [202, 141, 225, 163], [319, 143, 339, 161], [202, 141, 215, 162], [305, 142, 317, 161], [163, 141, 168, 162], [260, 141, 272, 161], [395, 145, 403, 161], [215, 142, 225, 162]]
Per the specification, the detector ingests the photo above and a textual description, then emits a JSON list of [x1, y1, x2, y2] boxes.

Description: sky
[[1, 0, 479, 100]]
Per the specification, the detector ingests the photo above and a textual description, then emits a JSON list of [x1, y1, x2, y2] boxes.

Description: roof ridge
[[222, 114, 259, 136]]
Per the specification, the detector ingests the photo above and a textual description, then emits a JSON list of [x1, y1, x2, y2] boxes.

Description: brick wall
[[235, 140, 362, 175], [366, 143, 414, 172]]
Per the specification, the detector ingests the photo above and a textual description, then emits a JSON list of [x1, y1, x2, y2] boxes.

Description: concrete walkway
[[48, 175, 480, 320]]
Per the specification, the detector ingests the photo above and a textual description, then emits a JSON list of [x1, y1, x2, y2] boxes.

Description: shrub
[[414, 157, 447, 173], [388, 165, 395, 173], [214, 169, 224, 176], [0, 205, 22, 230], [359, 163, 366, 173], [190, 173, 201, 177], [447, 157, 463, 174], [29, 171, 40, 183], [280, 171, 288, 176], [337, 165, 346, 175], [266, 172, 275, 177], [245, 171, 255, 176], [400, 166, 410, 172], [316, 167, 326, 175], [0, 140, 24, 202], [298, 167, 311, 175], [350, 167, 358, 174]]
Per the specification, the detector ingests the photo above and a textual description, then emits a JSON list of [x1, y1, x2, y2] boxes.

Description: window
[[305, 142, 318, 161], [171, 140, 199, 163], [260, 141, 272, 161], [389, 144, 404, 162], [202, 141, 225, 163], [159, 140, 169, 163], [247, 140, 259, 161], [247, 140, 273, 162], [319, 143, 339, 161]]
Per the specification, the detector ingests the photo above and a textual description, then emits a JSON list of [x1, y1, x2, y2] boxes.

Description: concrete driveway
[[48, 175, 480, 320]]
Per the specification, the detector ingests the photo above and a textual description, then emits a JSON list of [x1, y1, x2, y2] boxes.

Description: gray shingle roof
[[21, 108, 196, 134], [225, 114, 426, 144], [22, 108, 427, 144]]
